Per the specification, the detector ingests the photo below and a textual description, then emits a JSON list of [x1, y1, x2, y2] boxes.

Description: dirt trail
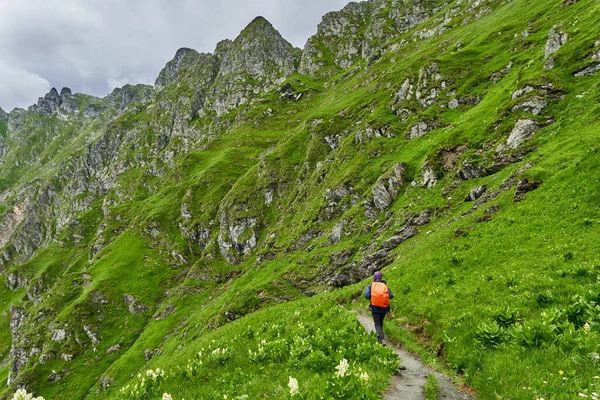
[[356, 313, 475, 400]]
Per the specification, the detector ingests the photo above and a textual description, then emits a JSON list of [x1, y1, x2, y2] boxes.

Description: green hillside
[[1, 0, 600, 399]]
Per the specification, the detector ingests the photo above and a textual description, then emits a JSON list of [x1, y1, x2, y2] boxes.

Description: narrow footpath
[[356, 313, 475, 400]]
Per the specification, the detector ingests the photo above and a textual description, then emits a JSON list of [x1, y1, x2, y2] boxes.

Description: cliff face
[[1, 0, 600, 398]]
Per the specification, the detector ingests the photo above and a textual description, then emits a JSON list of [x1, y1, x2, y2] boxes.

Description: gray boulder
[[329, 219, 347, 244], [465, 185, 487, 202], [381, 226, 418, 250], [409, 121, 431, 139], [372, 163, 406, 210], [507, 119, 539, 149], [512, 85, 535, 100], [544, 26, 568, 58], [512, 98, 547, 115], [514, 179, 542, 200]]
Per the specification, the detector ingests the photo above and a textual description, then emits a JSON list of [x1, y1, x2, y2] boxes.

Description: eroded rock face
[[506, 119, 539, 149], [544, 26, 568, 70], [124, 294, 149, 315], [8, 306, 27, 385], [544, 26, 568, 58], [155, 48, 205, 88], [381, 226, 418, 250], [300, 0, 442, 75], [512, 98, 547, 115], [409, 121, 431, 139], [0, 203, 26, 250], [465, 185, 487, 202], [372, 163, 406, 211], [218, 214, 258, 263], [36, 88, 61, 116]]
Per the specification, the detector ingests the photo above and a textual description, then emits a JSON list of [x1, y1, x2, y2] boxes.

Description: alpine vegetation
[[1, 0, 600, 399]]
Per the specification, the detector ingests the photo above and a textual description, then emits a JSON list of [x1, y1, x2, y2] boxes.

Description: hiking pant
[[372, 312, 386, 342]]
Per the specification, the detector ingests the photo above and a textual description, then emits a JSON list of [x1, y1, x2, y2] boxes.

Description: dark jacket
[[364, 279, 394, 313]]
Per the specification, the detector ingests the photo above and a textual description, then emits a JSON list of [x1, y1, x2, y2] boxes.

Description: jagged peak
[[60, 87, 72, 97], [45, 87, 60, 99], [155, 47, 210, 88], [235, 15, 289, 45], [0, 106, 8, 121]]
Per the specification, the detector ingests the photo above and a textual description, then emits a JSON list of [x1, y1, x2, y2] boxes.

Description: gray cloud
[[0, 0, 352, 111]]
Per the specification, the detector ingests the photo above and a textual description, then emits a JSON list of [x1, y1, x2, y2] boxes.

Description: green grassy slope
[[1, 0, 600, 399]]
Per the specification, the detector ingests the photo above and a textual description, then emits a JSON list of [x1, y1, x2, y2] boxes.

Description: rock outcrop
[[506, 119, 539, 149], [372, 163, 406, 211]]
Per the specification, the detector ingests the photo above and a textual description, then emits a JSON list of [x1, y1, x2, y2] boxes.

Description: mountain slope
[[1, 0, 600, 398]]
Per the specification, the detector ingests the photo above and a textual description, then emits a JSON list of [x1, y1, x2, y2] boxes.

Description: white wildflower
[[295, 311, 300, 316], [579, 394, 588, 398], [12, 389, 45, 400], [584, 322, 592, 333], [335, 358, 350, 378], [288, 376, 299, 396], [162, 393, 173, 400], [360, 371, 370, 382]]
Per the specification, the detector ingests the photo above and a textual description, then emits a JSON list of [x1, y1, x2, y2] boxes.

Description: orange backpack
[[371, 282, 390, 308]]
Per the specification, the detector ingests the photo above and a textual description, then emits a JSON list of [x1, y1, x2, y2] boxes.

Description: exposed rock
[[544, 26, 568, 58], [0, 106, 8, 121], [381, 226, 418, 250], [8, 306, 27, 385], [406, 209, 432, 226], [574, 63, 600, 76], [49, 370, 68, 382], [330, 219, 347, 243], [123, 294, 149, 315], [457, 161, 508, 180], [218, 214, 258, 263], [108, 85, 153, 110], [418, 160, 438, 188], [574, 45, 600, 76], [506, 119, 539, 149], [5, 273, 29, 290], [372, 163, 406, 210], [465, 185, 487, 202], [155, 48, 205, 88], [514, 179, 542, 200], [448, 98, 459, 109], [83, 325, 100, 345], [50, 326, 69, 342], [355, 126, 392, 143], [330, 248, 393, 288], [293, 229, 317, 250], [512, 98, 547, 115], [512, 85, 536, 100], [396, 78, 412, 102], [329, 248, 356, 267], [544, 58, 555, 70], [36, 88, 61, 116], [59, 87, 78, 114], [224, 311, 237, 322], [409, 121, 431, 139], [90, 291, 109, 306], [330, 273, 355, 288], [106, 344, 121, 354]]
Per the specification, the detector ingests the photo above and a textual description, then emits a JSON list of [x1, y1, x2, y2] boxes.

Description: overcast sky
[[0, 0, 354, 111]]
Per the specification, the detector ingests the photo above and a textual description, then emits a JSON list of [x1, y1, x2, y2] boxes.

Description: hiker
[[364, 271, 393, 344]]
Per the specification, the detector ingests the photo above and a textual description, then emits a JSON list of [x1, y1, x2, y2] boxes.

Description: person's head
[[373, 271, 383, 282]]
